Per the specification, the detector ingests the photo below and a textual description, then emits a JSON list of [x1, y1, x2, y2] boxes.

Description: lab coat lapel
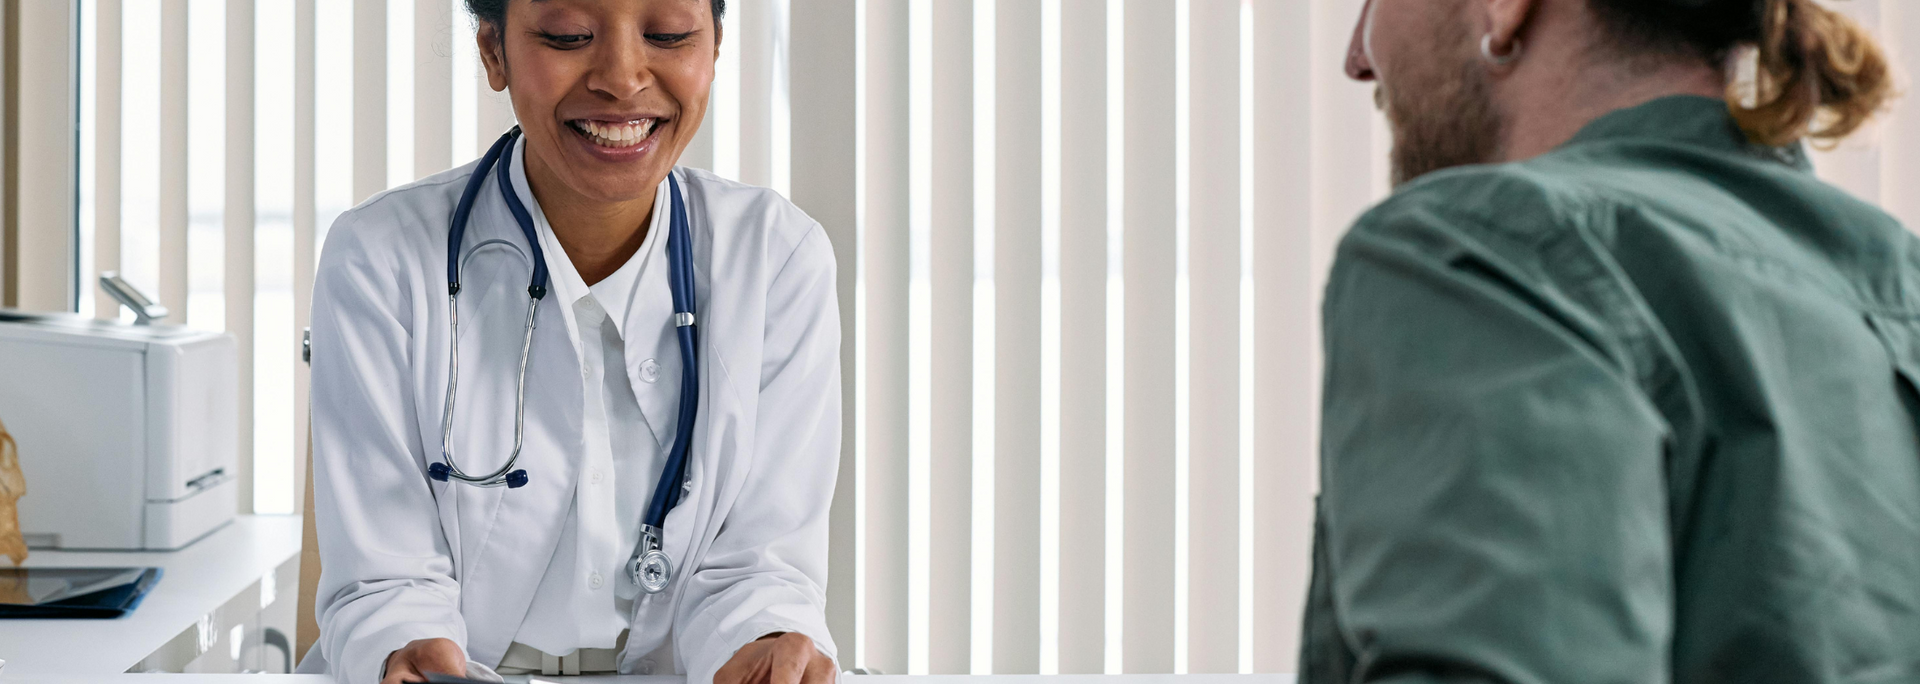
[[659, 167, 719, 586], [451, 146, 590, 667], [462, 297, 582, 666], [621, 180, 683, 454], [430, 177, 536, 579]]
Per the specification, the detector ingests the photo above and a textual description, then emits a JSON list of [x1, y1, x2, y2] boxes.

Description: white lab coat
[[300, 155, 842, 684]]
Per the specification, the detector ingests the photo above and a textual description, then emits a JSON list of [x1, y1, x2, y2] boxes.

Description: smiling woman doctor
[[300, 1, 841, 683]]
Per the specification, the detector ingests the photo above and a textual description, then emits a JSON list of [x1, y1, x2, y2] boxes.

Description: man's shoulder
[[1346, 162, 1591, 256]]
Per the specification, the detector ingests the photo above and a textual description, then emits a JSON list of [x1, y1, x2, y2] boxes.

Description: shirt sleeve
[[309, 211, 468, 684], [1314, 200, 1676, 684], [675, 225, 842, 684]]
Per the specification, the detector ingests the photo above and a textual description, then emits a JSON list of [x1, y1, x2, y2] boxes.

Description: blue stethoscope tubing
[[432, 126, 699, 594]]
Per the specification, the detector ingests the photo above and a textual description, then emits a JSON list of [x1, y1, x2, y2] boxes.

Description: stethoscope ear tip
[[427, 462, 451, 482], [505, 470, 530, 488]]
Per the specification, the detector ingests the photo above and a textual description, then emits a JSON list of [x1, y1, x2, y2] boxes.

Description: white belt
[[497, 630, 629, 676]]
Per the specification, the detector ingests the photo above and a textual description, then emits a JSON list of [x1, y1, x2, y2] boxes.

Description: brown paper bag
[[0, 416, 27, 566]]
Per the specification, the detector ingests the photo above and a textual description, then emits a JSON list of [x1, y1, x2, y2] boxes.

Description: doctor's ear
[[477, 22, 510, 93]]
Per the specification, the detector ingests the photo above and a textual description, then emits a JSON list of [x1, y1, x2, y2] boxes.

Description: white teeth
[[573, 118, 659, 147]]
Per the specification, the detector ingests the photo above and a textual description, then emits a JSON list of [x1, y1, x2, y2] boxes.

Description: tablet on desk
[[0, 566, 161, 618]]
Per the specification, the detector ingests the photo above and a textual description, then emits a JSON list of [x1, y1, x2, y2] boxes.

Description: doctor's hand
[[716, 632, 835, 684], [382, 637, 468, 684]]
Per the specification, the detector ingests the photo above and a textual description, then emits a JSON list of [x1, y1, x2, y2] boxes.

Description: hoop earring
[[1481, 34, 1522, 66]]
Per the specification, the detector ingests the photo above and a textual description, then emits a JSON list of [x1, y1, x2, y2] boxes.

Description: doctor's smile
[[565, 117, 666, 154]]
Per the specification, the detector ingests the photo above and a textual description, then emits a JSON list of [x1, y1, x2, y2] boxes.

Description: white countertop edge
[[0, 515, 304, 675]]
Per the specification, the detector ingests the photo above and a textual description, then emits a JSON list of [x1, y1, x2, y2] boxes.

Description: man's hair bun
[[1592, 0, 1890, 146]]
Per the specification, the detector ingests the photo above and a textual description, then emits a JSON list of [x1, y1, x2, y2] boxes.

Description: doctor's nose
[[586, 34, 655, 100]]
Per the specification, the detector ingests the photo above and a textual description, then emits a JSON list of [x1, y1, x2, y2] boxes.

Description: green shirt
[[1302, 96, 1920, 683]]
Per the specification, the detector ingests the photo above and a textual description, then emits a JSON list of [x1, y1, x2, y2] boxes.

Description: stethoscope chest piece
[[633, 548, 673, 594], [631, 523, 673, 594]]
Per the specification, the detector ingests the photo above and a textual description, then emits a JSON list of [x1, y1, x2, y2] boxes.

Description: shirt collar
[[508, 134, 674, 339], [587, 181, 670, 338], [1559, 95, 1812, 171]]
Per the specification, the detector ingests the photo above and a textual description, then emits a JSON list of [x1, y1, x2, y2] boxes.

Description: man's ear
[[477, 22, 510, 93], [1482, 0, 1538, 56]]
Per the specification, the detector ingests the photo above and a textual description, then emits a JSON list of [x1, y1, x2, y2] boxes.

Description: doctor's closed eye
[[532, 30, 591, 48], [527, 30, 700, 49], [646, 31, 699, 47]]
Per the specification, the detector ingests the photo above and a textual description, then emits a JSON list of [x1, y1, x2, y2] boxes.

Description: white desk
[[0, 520, 1297, 684], [3, 675, 1295, 684], [0, 515, 304, 676]]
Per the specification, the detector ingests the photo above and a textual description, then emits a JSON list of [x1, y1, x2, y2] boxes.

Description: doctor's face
[[480, 0, 718, 207], [1347, 0, 1504, 186]]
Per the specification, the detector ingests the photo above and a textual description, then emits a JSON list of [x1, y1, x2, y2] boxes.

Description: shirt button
[[581, 365, 592, 380], [590, 469, 603, 484], [640, 358, 660, 383], [638, 659, 655, 675], [589, 572, 603, 589]]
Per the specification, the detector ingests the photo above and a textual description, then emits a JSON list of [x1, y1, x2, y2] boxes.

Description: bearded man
[[1304, 0, 1917, 681]]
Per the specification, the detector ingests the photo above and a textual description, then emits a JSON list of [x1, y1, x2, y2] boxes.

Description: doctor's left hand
[[381, 637, 468, 684], [716, 632, 834, 684]]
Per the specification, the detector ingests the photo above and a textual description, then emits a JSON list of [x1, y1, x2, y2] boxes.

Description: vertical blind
[[57, 0, 1920, 675], [817, 0, 1383, 672]]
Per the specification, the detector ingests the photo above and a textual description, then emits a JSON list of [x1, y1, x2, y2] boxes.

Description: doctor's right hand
[[382, 637, 468, 684]]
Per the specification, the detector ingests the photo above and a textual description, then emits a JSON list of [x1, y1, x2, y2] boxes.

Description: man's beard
[[1379, 35, 1504, 187]]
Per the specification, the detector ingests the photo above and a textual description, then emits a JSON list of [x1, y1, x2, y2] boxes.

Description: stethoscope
[[430, 126, 700, 595]]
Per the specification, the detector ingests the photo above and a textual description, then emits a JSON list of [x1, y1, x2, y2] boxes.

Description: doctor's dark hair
[[1587, 0, 1889, 147], [465, 0, 728, 33]]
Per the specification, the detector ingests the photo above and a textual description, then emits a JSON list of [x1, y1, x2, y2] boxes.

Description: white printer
[[0, 306, 238, 550]]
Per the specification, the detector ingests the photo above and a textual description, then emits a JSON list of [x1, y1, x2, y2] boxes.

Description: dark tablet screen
[[0, 567, 160, 618]]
